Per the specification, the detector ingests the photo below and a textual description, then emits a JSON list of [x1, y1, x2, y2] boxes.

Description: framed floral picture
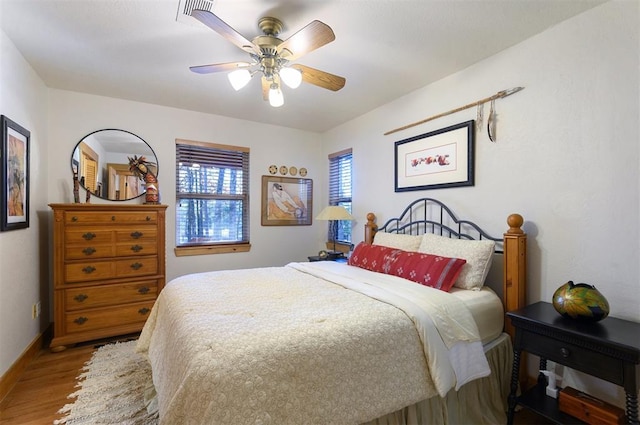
[[261, 175, 313, 226], [1, 115, 30, 231], [395, 120, 474, 192]]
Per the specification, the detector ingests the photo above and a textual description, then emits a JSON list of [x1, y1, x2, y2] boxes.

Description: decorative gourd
[[552, 281, 610, 321]]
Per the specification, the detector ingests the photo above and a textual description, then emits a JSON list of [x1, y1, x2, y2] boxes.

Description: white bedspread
[[136, 262, 489, 425]]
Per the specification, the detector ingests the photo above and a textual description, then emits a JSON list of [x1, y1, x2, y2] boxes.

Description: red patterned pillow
[[349, 242, 466, 292]]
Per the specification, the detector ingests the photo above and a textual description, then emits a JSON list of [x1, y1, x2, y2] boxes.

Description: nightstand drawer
[[522, 329, 624, 385]]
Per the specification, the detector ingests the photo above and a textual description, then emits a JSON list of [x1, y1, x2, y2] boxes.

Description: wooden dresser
[[49, 203, 167, 351]]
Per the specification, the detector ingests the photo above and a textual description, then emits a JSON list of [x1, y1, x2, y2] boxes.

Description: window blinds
[[175, 140, 250, 246], [328, 148, 352, 243]]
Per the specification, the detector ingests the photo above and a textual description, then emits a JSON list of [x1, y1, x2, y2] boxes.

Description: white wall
[[323, 0, 639, 405], [0, 30, 49, 376], [46, 90, 325, 282]]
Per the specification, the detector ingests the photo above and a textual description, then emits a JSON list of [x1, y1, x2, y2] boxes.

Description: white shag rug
[[55, 340, 158, 425]]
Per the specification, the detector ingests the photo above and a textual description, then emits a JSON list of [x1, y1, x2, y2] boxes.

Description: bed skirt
[[363, 333, 512, 425]]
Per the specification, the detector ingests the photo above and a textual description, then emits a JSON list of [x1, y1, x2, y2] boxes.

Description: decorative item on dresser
[[48, 203, 167, 352], [128, 155, 159, 204]]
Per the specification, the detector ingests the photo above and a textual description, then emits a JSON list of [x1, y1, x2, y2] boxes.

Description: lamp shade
[[280, 67, 302, 89], [268, 83, 284, 107], [227, 69, 252, 91], [315, 205, 354, 221]]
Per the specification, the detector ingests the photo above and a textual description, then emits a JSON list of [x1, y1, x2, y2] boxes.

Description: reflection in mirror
[[71, 129, 158, 201]]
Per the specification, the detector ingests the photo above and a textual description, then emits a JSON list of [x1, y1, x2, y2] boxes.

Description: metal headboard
[[375, 198, 503, 253]]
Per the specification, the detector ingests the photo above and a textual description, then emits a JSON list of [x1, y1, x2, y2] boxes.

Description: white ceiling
[[0, 0, 605, 133]]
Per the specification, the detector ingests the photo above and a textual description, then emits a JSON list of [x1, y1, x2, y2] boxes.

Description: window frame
[[174, 139, 250, 257]]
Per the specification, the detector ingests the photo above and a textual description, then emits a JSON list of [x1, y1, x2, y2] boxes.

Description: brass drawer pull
[[82, 266, 96, 274], [130, 231, 143, 239], [82, 232, 96, 240], [112, 216, 116, 221], [138, 286, 150, 294], [131, 245, 143, 252], [131, 262, 143, 270], [560, 347, 570, 358], [74, 316, 88, 325], [72, 216, 78, 222], [82, 247, 96, 256], [74, 294, 88, 302], [139, 307, 150, 315], [146, 216, 151, 221]]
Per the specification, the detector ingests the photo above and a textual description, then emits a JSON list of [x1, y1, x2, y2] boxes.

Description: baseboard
[[0, 323, 52, 404]]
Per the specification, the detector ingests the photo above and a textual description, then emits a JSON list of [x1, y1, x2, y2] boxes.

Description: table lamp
[[315, 205, 354, 259]]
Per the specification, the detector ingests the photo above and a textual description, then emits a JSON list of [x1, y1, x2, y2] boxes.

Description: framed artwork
[[261, 175, 313, 226], [1, 115, 30, 231], [395, 120, 474, 192]]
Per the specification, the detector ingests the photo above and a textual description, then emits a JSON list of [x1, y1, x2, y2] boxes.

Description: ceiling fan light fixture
[[269, 83, 284, 107], [279, 67, 302, 89], [228, 69, 252, 91]]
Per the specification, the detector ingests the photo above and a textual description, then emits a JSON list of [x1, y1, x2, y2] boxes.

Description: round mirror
[[71, 129, 158, 201]]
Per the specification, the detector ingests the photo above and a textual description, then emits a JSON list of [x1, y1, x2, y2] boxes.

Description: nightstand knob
[[560, 347, 570, 358]]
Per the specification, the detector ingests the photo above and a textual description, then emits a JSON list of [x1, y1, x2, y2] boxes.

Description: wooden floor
[[1, 338, 552, 425], [0, 342, 95, 425]]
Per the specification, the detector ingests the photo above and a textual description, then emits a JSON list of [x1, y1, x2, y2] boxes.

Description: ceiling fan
[[189, 9, 346, 107]]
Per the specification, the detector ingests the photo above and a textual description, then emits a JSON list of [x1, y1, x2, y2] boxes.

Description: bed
[[136, 198, 527, 424]]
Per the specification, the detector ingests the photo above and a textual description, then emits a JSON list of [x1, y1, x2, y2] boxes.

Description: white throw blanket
[[136, 262, 489, 425]]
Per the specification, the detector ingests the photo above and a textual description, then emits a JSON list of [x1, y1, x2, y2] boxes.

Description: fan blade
[[291, 64, 345, 91], [277, 20, 335, 61], [261, 76, 270, 101], [190, 62, 252, 74], [191, 10, 261, 55]]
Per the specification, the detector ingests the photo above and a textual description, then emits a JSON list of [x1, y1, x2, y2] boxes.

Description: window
[[175, 139, 250, 256], [328, 148, 352, 244]]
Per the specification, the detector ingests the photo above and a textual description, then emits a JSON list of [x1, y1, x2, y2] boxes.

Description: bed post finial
[[503, 213, 527, 339], [507, 214, 524, 234], [364, 213, 377, 244]]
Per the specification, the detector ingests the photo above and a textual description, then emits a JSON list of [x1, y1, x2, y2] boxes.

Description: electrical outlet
[[32, 301, 41, 319]]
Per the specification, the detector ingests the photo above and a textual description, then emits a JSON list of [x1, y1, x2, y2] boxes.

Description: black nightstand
[[307, 255, 347, 263], [506, 302, 640, 425]]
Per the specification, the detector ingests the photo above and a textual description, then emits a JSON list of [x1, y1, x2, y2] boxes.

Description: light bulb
[[269, 83, 284, 107], [227, 69, 251, 91], [279, 67, 302, 89]]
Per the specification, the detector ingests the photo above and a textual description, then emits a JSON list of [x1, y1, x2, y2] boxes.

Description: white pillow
[[372, 232, 423, 252], [418, 233, 495, 289]]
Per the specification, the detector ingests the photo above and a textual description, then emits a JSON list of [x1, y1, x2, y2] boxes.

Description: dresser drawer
[[65, 228, 115, 244], [65, 261, 117, 283], [65, 244, 116, 260], [115, 240, 158, 257], [523, 330, 624, 384], [64, 301, 154, 334], [116, 227, 157, 242], [115, 257, 158, 277], [64, 211, 158, 225], [65, 280, 159, 311]]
